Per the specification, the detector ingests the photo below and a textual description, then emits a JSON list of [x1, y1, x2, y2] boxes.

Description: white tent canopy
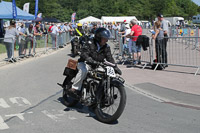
[[101, 16, 137, 23], [79, 16, 102, 24]]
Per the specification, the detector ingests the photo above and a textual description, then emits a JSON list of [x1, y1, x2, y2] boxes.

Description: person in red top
[[130, 19, 142, 65]]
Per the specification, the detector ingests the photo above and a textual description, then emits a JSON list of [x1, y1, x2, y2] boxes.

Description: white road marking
[[27, 112, 33, 114], [125, 84, 165, 102], [42, 110, 60, 122], [42, 110, 77, 121], [0, 98, 10, 108], [9, 97, 31, 106], [5, 113, 25, 121], [68, 115, 77, 120], [0, 115, 9, 130]]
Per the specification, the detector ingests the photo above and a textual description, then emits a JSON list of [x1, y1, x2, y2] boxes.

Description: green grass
[[0, 43, 6, 54], [0, 37, 48, 55]]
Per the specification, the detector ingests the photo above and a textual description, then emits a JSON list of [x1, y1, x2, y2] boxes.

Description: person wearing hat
[[156, 13, 168, 67], [70, 23, 85, 56], [4, 20, 26, 62]]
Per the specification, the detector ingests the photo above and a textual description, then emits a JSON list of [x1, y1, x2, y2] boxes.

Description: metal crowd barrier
[[151, 36, 200, 75], [0, 32, 72, 63], [113, 33, 200, 75]]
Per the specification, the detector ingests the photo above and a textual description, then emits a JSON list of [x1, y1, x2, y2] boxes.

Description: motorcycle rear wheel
[[94, 84, 126, 124], [62, 80, 78, 107]]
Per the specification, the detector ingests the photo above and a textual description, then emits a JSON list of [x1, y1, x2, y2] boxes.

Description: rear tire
[[62, 89, 78, 107], [62, 77, 78, 107], [94, 84, 126, 124]]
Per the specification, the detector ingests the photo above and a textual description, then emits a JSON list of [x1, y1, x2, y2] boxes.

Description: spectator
[[130, 19, 143, 65], [51, 24, 61, 49], [90, 23, 97, 34], [152, 21, 165, 68], [25, 24, 35, 57], [0, 19, 5, 42], [17, 23, 27, 57], [64, 22, 69, 32], [122, 24, 132, 58], [48, 23, 54, 33], [33, 22, 42, 55], [4, 20, 25, 62], [118, 20, 126, 44], [157, 13, 168, 67]]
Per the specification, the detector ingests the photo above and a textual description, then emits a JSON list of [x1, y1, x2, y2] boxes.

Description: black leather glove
[[87, 58, 99, 68], [91, 60, 100, 67], [114, 66, 122, 75]]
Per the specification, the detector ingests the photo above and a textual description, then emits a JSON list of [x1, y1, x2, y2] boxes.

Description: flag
[[35, 0, 39, 18], [12, 0, 17, 19], [23, 3, 30, 13], [71, 12, 76, 24], [37, 13, 42, 18]]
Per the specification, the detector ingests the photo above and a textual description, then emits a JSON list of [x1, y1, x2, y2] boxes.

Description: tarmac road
[[0, 43, 200, 133]]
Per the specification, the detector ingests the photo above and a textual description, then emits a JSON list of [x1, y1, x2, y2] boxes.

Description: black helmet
[[94, 28, 110, 42]]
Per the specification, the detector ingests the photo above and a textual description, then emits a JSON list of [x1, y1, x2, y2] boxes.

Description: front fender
[[97, 78, 124, 94], [111, 78, 124, 87]]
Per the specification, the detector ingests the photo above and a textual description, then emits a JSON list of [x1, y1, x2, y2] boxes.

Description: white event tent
[[101, 16, 137, 23], [79, 16, 102, 24]]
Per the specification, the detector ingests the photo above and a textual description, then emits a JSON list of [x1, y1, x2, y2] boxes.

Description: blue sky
[[192, 0, 200, 6]]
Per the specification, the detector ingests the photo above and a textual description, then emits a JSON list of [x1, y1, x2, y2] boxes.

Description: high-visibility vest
[[75, 28, 82, 36]]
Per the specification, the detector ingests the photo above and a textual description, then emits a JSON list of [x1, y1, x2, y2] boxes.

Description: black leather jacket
[[78, 39, 115, 64]]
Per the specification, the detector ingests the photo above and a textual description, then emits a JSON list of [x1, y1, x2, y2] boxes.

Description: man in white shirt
[[51, 24, 61, 49]]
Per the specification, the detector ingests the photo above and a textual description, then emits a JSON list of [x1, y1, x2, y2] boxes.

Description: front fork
[[104, 77, 114, 105]]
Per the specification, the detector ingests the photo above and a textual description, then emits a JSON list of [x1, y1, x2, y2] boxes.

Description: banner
[[35, 0, 39, 18], [37, 13, 42, 18], [71, 12, 76, 24], [23, 3, 30, 13], [12, 0, 17, 19]]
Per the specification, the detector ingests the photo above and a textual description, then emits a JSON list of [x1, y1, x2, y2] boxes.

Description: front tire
[[94, 84, 126, 124]]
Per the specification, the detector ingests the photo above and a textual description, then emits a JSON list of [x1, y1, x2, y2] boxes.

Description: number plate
[[106, 66, 116, 77]]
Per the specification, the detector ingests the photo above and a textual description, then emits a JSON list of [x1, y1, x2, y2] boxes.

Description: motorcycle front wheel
[[94, 84, 126, 124]]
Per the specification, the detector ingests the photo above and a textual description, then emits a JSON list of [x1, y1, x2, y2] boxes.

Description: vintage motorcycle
[[58, 59, 126, 124], [71, 35, 90, 57], [71, 36, 80, 56]]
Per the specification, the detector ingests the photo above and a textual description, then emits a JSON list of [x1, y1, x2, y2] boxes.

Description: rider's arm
[[105, 45, 115, 64], [80, 43, 95, 63]]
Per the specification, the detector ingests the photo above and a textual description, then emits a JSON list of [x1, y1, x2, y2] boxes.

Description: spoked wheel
[[94, 84, 126, 124]]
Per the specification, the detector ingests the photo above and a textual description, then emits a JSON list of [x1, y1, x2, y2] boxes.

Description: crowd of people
[[0, 14, 168, 67]]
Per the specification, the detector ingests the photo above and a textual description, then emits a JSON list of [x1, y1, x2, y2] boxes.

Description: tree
[[3, 0, 200, 22]]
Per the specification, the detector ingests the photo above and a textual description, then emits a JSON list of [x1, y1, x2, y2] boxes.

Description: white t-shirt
[[51, 26, 59, 34], [125, 29, 131, 41]]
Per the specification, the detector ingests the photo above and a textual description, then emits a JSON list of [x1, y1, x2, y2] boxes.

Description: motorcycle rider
[[71, 23, 85, 56], [68, 28, 122, 98]]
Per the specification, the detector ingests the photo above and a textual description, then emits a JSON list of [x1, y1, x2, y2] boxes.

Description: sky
[[192, 0, 200, 6]]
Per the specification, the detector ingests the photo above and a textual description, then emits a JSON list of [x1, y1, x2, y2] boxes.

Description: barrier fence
[[111, 30, 200, 75], [0, 32, 72, 63], [1, 27, 200, 75]]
